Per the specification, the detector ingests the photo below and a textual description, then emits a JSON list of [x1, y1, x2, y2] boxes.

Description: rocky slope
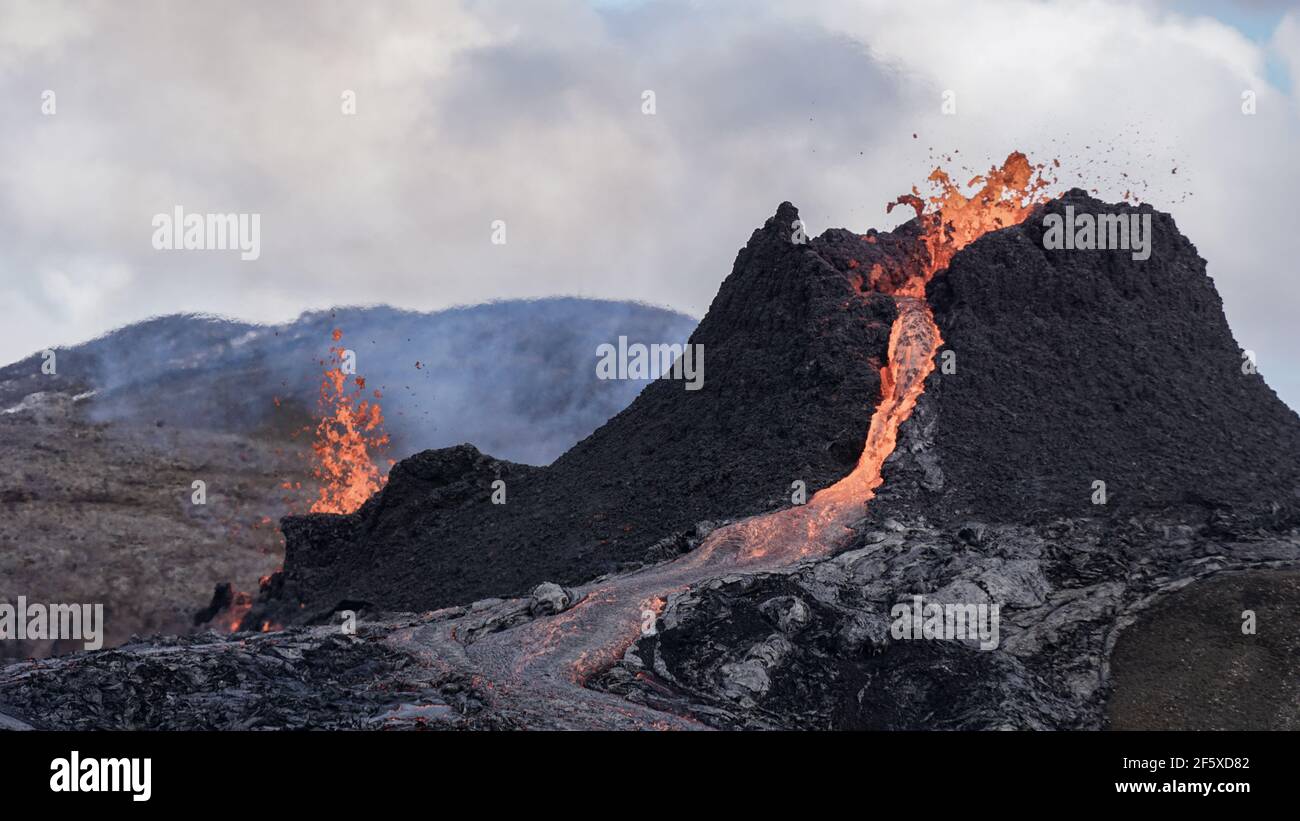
[[597, 506, 1300, 729], [0, 397, 298, 660]]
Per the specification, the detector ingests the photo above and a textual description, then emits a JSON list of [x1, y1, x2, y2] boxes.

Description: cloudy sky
[[2, 0, 1298, 407]]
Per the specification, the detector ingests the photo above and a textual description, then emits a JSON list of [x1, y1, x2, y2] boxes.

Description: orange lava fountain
[[889, 151, 1054, 289], [215, 328, 390, 635], [309, 329, 390, 514]]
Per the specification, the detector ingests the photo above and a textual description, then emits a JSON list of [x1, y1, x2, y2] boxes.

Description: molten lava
[[225, 590, 253, 633], [889, 150, 1054, 287], [216, 330, 390, 635], [309, 329, 390, 514]]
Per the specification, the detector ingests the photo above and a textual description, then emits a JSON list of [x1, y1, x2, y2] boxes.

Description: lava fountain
[[218, 328, 391, 635], [889, 150, 1054, 286], [309, 329, 390, 514]]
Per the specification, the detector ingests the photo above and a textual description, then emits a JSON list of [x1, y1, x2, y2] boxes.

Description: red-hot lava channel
[[394, 154, 1055, 728]]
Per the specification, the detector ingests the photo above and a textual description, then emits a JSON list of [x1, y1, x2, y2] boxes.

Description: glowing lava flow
[[676, 296, 940, 568]]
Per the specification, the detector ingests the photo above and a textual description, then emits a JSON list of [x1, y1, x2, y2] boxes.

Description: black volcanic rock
[[598, 509, 1300, 730], [875, 189, 1300, 524], [254, 203, 897, 622]]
